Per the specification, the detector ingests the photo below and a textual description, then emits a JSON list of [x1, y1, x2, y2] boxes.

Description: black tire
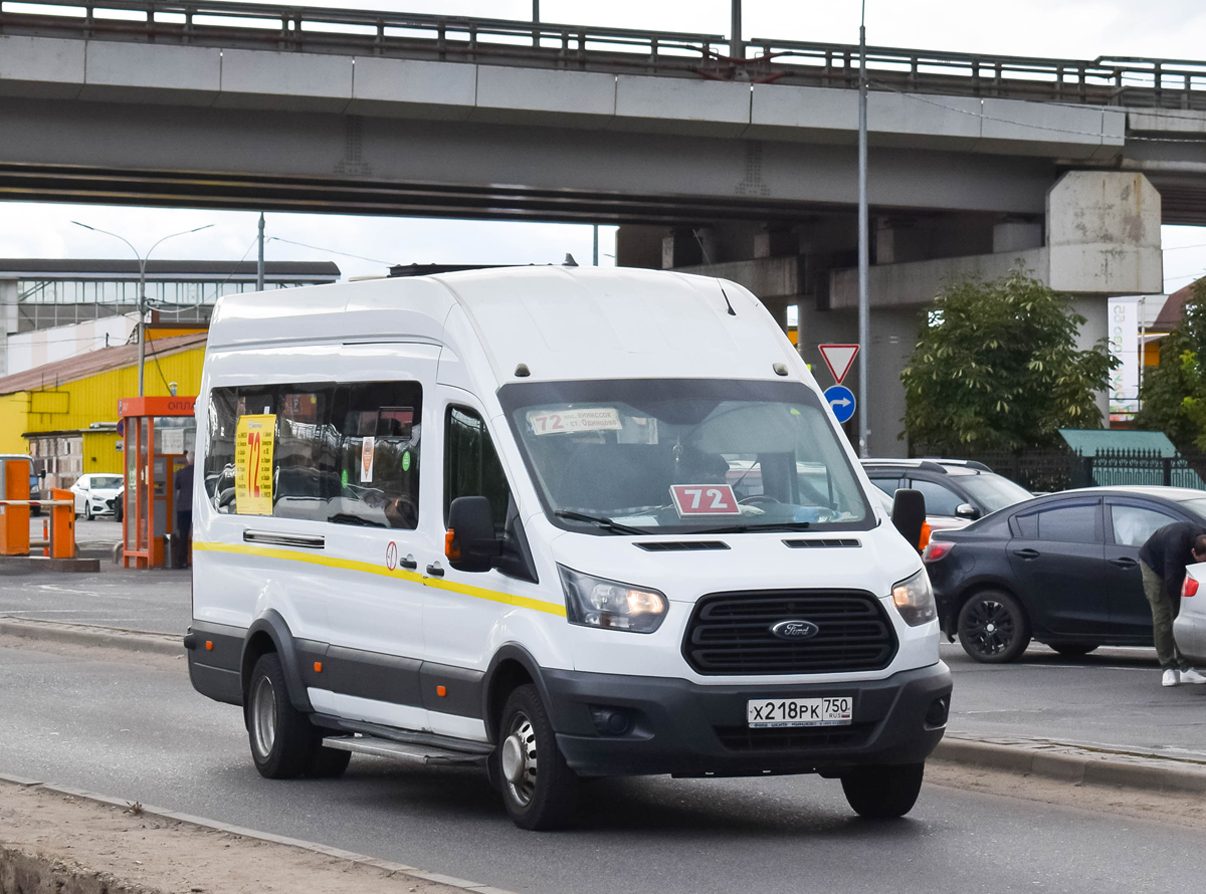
[[246, 652, 319, 779], [84, 504, 93, 521], [957, 590, 1031, 663], [841, 763, 925, 819], [1051, 643, 1099, 658], [305, 742, 352, 778], [495, 684, 578, 830]]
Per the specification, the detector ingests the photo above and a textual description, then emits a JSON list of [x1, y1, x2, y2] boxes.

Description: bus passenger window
[[333, 383, 422, 530]]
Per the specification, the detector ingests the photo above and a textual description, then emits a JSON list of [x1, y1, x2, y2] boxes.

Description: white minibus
[[186, 266, 951, 829]]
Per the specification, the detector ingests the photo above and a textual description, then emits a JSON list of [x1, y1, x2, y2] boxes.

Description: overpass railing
[[0, 0, 1203, 109], [746, 38, 1206, 110]]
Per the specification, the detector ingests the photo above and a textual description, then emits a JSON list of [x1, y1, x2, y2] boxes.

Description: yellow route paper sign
[[235, 414, 275, 515]]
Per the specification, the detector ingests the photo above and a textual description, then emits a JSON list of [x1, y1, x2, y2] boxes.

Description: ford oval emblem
[[771, 619, 820, 640]]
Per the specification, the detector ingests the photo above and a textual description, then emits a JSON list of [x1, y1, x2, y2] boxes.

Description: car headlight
[[558, 565, 667, 634], [892, 569, 936, 626]]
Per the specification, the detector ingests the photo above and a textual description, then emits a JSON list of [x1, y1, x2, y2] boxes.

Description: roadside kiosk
[[118, 396, 197, 569]]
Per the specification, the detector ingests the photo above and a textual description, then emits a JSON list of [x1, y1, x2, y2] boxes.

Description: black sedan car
[[924, 486, 1206, 663]]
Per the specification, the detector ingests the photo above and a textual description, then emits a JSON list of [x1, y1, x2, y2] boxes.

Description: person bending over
[[1138, 522, 1206, 687]]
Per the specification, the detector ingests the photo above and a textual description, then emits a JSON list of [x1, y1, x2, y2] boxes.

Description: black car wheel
[[1051, 643, 1098, 658], [957, 590, 1031, 663]]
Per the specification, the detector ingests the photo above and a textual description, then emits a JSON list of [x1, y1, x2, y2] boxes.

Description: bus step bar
[[322, 735, 490, 766]]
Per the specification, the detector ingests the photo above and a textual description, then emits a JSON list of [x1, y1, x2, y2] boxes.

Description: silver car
[[1176, 563, 1206, 663]]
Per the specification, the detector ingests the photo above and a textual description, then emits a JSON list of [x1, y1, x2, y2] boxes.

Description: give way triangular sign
[[818, 344, 859, 385]]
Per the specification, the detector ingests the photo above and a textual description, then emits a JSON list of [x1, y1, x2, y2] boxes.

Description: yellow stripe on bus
[[192, 541, 566, 617]]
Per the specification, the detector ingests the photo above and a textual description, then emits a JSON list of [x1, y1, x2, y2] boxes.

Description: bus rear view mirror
[[446, 496, 501, 573], [891, 489, 926, 552]]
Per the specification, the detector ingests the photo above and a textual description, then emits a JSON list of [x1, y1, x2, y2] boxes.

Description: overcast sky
[[0, 0, 1202, 292]]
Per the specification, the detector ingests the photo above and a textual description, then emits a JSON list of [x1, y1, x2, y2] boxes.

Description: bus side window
[[445, 406, 511, 537]]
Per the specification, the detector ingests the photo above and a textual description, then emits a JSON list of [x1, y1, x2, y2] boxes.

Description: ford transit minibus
[[186, 266, 951, 829]]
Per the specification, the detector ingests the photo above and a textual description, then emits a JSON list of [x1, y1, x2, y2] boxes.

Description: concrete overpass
[[0, 0, 1204, 452]]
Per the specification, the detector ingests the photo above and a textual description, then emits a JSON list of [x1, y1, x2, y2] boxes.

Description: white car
[[70, 473, 123, 520], [1176, 564, 1206, 663]]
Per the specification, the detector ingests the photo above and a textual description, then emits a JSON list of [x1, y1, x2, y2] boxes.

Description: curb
[[933, 735, 1206, 795], [0, 774, 519, 894], [0, 618, 181, 656], [8, 617, 1206, 799]]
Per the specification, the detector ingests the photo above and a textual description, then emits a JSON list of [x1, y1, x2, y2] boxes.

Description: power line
[[266, 237, 392, 267]]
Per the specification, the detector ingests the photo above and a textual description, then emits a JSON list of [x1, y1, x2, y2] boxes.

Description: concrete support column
[[1070, 296, 1111, 426], [0, 279, 17, 378], [662, 228, 705, 268]]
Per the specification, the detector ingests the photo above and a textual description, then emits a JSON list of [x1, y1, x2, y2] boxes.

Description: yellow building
[[0, 333, 206, 487]]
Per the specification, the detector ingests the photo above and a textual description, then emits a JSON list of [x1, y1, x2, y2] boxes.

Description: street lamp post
[[856, 0, 870, 457], [72, 222, 213, 397]]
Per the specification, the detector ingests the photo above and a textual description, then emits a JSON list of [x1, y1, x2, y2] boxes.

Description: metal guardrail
[[0, 0, 1203, 109], [0, 0, 726, 74], [745, 38, 1206, 110]]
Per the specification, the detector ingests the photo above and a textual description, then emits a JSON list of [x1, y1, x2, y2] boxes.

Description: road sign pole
[[857, 2, 869, 457]]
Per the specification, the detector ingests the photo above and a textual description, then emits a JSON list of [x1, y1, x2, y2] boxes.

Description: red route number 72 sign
[[669, 484, 741, 516]]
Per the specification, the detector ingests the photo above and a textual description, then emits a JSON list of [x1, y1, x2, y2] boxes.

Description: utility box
[[0, 454, 31, 556]]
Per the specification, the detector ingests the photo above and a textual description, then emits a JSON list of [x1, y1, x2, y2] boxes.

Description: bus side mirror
[[446, 496, 502, 573], [891, 489, 927, 553]]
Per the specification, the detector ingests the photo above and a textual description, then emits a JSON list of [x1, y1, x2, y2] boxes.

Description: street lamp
[[72, 221, 213, 397]]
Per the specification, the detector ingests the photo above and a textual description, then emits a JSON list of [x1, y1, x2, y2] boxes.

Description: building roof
[[0, 259, 341, 282], [0, 332, 207, 395], [1059, 428, 1179, 457], [1154, 276, 1205, 330]]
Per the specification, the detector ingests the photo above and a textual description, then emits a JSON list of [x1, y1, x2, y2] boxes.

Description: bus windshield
[[499, 379, 871, 534]]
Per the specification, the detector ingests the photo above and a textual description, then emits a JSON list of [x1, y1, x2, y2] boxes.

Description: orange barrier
[[50, 488, 75, 560], [0, 456, 31, 556]]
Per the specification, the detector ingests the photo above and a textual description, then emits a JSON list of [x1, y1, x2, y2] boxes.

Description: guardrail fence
[[0, 0, 1202, 109]]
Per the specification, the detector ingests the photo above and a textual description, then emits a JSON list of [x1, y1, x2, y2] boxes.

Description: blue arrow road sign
[[824, 385, 856, 424]]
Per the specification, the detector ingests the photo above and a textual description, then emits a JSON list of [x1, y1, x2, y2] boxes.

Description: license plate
[[746, 697, 853, 728]]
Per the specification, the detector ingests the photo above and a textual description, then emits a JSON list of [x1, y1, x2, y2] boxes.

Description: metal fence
[[0, 0, 1203, 108], [960, 449, 1206, 494]]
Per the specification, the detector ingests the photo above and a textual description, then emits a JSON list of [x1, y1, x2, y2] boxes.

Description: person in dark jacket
[[1138, 521, 1206, 686], [174, 451, 195, 569]]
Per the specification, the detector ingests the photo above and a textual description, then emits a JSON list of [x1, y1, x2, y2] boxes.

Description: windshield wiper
[[688, 521, 813, 534], [554, 510, 648, 536]]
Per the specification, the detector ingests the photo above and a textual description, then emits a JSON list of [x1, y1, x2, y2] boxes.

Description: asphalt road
[[0, 642, 1202, 894], [0, 566, 190, 634], [4, 568, 1205, 758]]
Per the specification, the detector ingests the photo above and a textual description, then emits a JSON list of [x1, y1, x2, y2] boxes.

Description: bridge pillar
[[0, 280, 16, 378]]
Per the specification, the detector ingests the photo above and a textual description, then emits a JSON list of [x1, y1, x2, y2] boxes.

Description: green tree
[[1134, 278, 1206, 449], [900, 268, 1115, 454]]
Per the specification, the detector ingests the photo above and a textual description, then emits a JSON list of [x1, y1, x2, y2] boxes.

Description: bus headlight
[[559, 566, 667, 634], [892, 569, 936, 626]]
